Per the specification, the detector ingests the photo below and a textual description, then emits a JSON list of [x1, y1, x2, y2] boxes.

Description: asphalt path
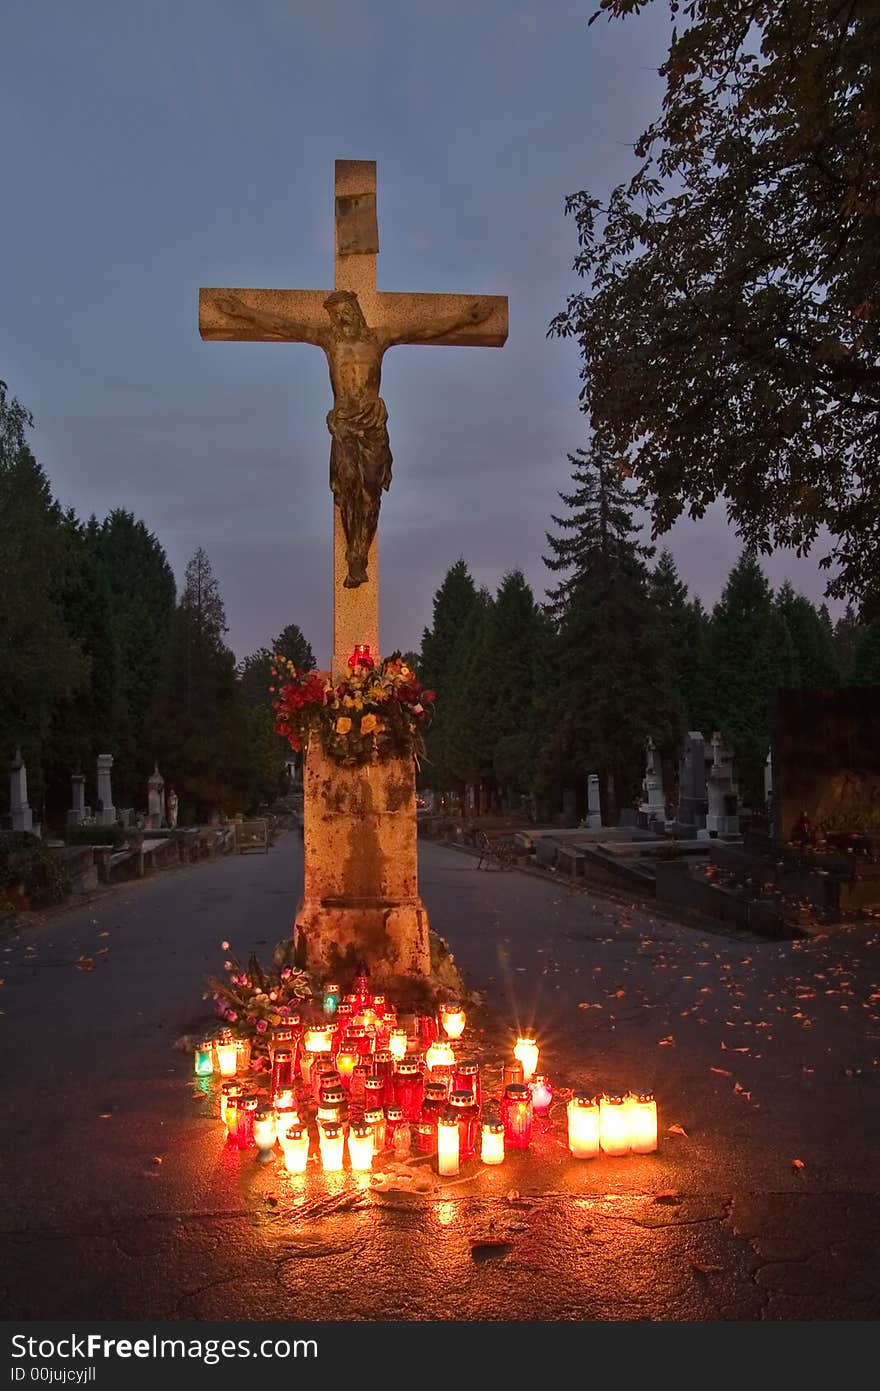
[[1, 833, 878, 1320]]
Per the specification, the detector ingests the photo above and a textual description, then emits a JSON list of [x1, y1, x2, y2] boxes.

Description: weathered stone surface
[[296, 739, 431, 982]]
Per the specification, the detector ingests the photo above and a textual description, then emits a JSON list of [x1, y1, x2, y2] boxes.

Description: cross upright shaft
[[199, 159, 508, 673]]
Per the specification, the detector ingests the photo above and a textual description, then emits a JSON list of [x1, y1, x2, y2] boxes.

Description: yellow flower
[[335, 716, 352, 735], [360, 713, 379, 734], [343, 695, 355, 708], [354, 697, 364, 710], [367, 684, 387, 702]]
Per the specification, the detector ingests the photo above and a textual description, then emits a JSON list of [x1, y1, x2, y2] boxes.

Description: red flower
[[423, 690, 436, 702]]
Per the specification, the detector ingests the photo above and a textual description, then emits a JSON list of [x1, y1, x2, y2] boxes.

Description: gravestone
[[586, 773, 602, 830], [10, 749, 34, 834], [96, 754, 115, 827], [67, 772, 86, 827], [677, 731, 708, 828], [146, 764, 165, 831], [705, 731, 740, 836], [200, 159, 507, 985], [764, 749, 773, 809], [639, 736, 666, 824]]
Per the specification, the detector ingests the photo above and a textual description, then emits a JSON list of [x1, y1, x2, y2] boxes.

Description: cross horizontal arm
[[377, 292, 508, 348], [199, 287, 331, 345]]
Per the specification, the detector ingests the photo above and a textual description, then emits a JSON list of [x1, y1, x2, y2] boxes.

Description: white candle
[[437, 1111, 460, 1177], [626, 1092, 658, 1153], [480, 1120, 505, 1165], [348, 1123, 374, 1171], [599, 1094, 630, 1156], [215, 1041, 238, 1077], [425, 1039, 455, 1073], [439, 1004, 466, 1040], [567, 1094, 601, 1158], [514, 1037, 539, 1083], [318, 1122, 344, 1172], [279, 1125, 309, 1173], [388, 1029, 408, 1061]]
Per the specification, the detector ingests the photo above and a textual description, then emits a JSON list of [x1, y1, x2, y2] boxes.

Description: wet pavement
[[1, 833, 879, 1320]]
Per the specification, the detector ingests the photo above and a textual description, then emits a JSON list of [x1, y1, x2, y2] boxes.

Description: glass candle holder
[[336, 1003, 353, 1029], [215, 1038, 238, 1078], [449, 1089, 480, 1160], [224, 1094, 240, 1144], [429, 1063, 454, 1097], [194, 1040, 214, 1076], [220, 1081, 241, 1126], [303, 1024, 335, 1056], [349, 1026, 374, 1059], [317, 1085, 346, 1125], [348, 1122, 374, 1171], [363, 1076, 385, 1115], [336, 1048, 358, 1088], [439, 1003, 466, 1040], [279, 1123, 309, 1173], [481, 1118, 505, 1165], [235, 1095, 258, 1150], [425, 1039, 455, 1074], [234, 1037, 252, 1073], [350, 1063, 373, 1114], [437, 1109, 460, 1177], [393, 1061, 424, 1122], [269, 1026, 293, 1061], [364, 1106, 385, 1152], [372, 1050, 396, 1107], [274, 1100, 299, 1143], [415, 1116, 436, 1155], [422, 1080, 449, 1116], [392, 1118, 412, 1159], [567, 1093, 601, 1158], [530, 1076, 554, 1118], [253, 1105, 277, 1159], [599, 1094, 630, 1156], [353, 972, 371, 1005], [270, 1048, 294, 1097], [501, 1060, 525, 1091], [419, 1013, 440, 1048], [626, 1092, 658, 1154], [311, 1058, 336, 1103], [384, 1105, 403, 1151], [318, 1121, 344, 1172], [501, 1083, 533, 1150], [513, 1037, 539, 1084], [452, 1060, 481, 1109], [388, 1029, 408, 1062], [323, 983, 340, 1018]]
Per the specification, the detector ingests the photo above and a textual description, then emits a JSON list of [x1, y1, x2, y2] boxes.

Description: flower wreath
[[272, 647, 435, 767]]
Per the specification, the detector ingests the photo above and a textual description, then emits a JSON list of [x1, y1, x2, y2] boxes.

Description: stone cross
[[199, 159, 508, 675], [10, 749, 33, 834]]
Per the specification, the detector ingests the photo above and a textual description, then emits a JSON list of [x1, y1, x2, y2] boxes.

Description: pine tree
[[0, 383, 87, 808], [443, 590, 497, 808], [239, 623, 316, 709], [707, 552, 797, 805], [542, 439, 657, 819], [833, 606, 862, 683], [419, 560, 479, 795], [775, 582, 840, 687], [851, 625, 880, 686], [487, 570, 547, 807]]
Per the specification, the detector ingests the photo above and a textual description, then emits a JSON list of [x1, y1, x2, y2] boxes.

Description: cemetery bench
[[234, 819, 270, 854], [474, 829, 517, 871]]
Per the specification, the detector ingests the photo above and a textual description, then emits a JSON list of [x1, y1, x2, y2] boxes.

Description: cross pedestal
[[200, 159, 507, 986]]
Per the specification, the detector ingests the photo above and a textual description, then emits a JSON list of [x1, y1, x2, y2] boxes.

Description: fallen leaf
[[791, 1158, 805, 1172], [75, 956, 95, 972], [710, 1066, 732, 1076], [667, 1124, 688, 1137], [658, 1035, 675, 1047]]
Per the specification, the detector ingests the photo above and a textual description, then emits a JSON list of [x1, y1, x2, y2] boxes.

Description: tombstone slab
[[585, 773, 602, 830], [67, 772, 86, 828], [96, 754, 115, 827], [10, 749, 33, 834]]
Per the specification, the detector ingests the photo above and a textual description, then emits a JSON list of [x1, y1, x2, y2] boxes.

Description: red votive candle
[[270, 1048, 294, 1096], [453, 1060, 481, 1109], [350, 1063, 373, 1113], [363, 1076, 385, 1114], [234, 1095, 258, 1150], [384, 1105, 404, 1150], [336, 1048, 358, 1087], [419, 1014, 439, 1048], [449, 1089, 480, 1160], [501, 1083, 533, 1150], [394, 1060, 424, 1121], [415, 1116, 436, 1156]]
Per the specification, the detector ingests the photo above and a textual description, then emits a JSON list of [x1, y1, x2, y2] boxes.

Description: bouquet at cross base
[[206, 939, 312, 1066], [271, 649, 435, 768]]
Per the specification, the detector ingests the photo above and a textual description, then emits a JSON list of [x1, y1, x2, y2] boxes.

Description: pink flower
[[226, 1010, 237, 1022], [256, 1019, 268, 1033], [269, 991, 278, 1002], [220, 940, 230, 951], [281, 968, 292, 980], [247, 1014, 257, 1025]]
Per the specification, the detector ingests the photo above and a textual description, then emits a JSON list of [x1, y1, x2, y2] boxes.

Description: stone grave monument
[[586, 773, 602, 830], [200, 159, 507, 985], [67, 771, 87, 827], [96, 754, 116, 827], [146, 764, 165, 831], [9, 749, 34, 834], [705, 731, 740, 836], [677, 731, 709, 829], [639, 736, 667, 826]]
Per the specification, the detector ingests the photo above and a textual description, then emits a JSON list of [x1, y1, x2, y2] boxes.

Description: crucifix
[[200, 159, 508, 672]]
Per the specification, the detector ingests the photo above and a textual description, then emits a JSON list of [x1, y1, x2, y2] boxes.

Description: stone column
[[295, 741, 431, 987], [146, 764, 165, 830], [586, 773, 602, 829], [10, 750, 33, 833], [96, 754, 116, 826], [67, 772, 86, 827]]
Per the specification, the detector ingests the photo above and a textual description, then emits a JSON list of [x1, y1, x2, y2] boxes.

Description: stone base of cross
[[200, 159, 507, 986]]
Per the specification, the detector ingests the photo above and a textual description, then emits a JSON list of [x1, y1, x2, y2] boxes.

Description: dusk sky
[[3, 1, 843, 667]]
